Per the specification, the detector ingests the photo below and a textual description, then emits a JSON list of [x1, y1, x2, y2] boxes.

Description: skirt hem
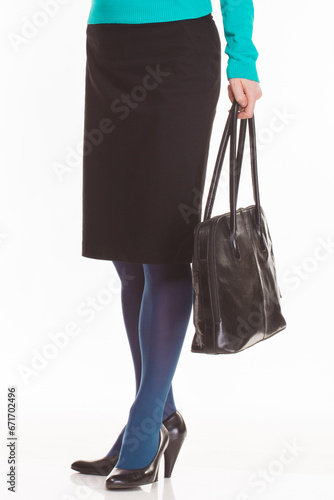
[[82, 247, 193, 265]]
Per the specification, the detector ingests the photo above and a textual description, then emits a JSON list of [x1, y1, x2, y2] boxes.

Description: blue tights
[[105, 261, 193, 469]]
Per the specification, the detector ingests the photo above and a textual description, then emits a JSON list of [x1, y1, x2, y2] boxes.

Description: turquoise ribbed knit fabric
[[87, 0, 260, 82]]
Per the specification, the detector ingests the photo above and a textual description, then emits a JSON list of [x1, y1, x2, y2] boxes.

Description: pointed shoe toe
[[105, 425, 169, 489], [71, 454, 119, 475]]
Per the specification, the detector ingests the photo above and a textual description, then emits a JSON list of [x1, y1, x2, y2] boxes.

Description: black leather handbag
[[191, 98, 287, 354]]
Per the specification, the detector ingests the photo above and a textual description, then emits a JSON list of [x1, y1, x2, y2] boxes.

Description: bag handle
[[203, 97, 264, 258]]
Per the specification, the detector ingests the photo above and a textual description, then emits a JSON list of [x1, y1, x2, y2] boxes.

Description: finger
[[230, 83, 248, 109], [227, 78, 248, 113], [238, 97, 256, 119]]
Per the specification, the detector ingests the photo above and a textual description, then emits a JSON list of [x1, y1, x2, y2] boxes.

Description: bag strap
[[203, 97, 264, 258]]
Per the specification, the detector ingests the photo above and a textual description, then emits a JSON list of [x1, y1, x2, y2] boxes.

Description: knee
[[112, 260, 145, 288]]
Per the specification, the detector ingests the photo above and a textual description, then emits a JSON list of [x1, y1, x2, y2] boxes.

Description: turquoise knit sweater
[[87, 0, 259, 83]]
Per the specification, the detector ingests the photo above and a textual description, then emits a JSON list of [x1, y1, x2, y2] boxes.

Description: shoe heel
[[164, 438, 185, 478], [154, 463, 160, 482]]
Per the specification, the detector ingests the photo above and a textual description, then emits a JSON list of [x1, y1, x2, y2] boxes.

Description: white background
[[1, 0, 333, 498]]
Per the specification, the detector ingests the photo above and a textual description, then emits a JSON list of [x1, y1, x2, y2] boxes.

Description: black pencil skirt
[[82, 13, 221, 264]]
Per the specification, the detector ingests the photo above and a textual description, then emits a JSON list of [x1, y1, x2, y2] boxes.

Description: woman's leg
[[115, 262, 193, 469], [106, 260, 178, 457]]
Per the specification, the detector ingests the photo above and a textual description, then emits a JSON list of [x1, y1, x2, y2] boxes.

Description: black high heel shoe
[[161, 410, 187, 478], [71, 410, 187, 477], [105, 424, 169, 489]]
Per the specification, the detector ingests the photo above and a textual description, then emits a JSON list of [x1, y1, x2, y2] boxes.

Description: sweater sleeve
[[219, 0, 260, 82]]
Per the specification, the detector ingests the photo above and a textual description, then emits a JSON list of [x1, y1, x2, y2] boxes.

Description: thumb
[[231, 81, 247, 107], [235, 94, 247, 108]]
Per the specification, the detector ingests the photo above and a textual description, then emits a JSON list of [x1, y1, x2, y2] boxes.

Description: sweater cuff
[[226, 59, 260, 83]]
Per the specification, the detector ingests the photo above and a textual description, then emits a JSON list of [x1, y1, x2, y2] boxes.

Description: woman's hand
[[227, 78, 263, 118]]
